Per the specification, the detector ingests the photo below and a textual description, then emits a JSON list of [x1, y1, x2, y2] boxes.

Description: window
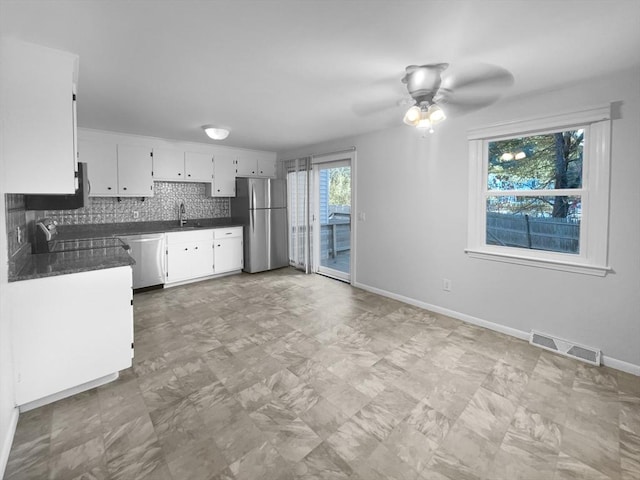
[[466, 105, 612, 276]]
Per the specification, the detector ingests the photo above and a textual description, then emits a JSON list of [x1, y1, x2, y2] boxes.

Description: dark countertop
[[56, 218, 243, 240], [10, 246, 135, 282], [10, 218, 243, 282]]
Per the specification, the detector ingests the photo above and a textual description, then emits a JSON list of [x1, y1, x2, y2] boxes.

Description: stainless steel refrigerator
[[231, 178, 288, 273]]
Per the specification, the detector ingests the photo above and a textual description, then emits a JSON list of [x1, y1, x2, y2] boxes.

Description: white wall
[[0, 137, 19, 476], [280, 67, 640, 372]]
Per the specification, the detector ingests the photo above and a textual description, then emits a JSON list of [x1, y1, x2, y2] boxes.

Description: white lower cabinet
[[165, 227, 243, 285], [214, 227, 243, 273], [165, 230, 214, 284], [9, 266, 134, 407]]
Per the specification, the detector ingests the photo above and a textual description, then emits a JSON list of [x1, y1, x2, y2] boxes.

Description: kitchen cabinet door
[[185, 152, 213, 182], [257, 157, 277, 177], [1, 38, 79, 194], [212, 153, 237, 196], [9, 266, 133, 407], [153, 148, 185, 181], [166, 230, 214, 284], [79, 138, 119, 196], [236, 151, 277, 178], [117, 144, 154, 196], [214, 227, 243, 273], [235, 156, 257, 177]]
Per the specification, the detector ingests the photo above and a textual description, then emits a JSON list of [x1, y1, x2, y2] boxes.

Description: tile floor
[[5, 268, 640, 479]]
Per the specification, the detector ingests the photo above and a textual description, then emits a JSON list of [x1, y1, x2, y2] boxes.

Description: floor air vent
[[530, 330, 601, 366]]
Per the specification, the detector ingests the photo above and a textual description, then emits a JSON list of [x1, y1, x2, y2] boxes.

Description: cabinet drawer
[[166, 229, 213, 245], [214, 227, 243, 239]]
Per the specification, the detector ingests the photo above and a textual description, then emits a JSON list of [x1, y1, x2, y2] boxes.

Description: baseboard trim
[[352, 281, 639, 376], [164, 270, 241, 289], [18, 372, 119, 413], [0, 407, 19, 478]]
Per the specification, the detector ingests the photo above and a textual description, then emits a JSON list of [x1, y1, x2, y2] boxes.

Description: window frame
[[466, 104, 612, 276]]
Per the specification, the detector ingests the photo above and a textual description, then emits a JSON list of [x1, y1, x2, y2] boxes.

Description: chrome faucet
[[179, 202, 187, 226]]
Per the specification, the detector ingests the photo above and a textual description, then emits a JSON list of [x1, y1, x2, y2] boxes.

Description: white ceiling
[[2, 0, 639, 152]]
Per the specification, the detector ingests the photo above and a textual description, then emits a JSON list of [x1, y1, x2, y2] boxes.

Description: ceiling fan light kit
[[402, 102, 446, 133], [202, 125, 230, 140]]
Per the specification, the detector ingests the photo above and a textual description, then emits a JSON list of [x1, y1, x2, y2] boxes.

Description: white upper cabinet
[[257, 157, 277, 177], [79, 139, 118, 195], [117, 145, 154, 196], [77, 129, 276, 196], [153, 149, 213, 183], [212, 153, 237, 196], [0, 38, 79, 194], [235, 151, 277, 177], [153, 148, 185, 181], [184, 152, 214, 182], [78, 136, 153, 197]]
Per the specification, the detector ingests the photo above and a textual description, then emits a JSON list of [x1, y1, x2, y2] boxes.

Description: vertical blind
[[284, 157, 313, 273]]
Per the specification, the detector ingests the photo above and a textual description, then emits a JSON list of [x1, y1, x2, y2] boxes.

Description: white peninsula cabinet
[[78, 138, 154, 197], [9, 267, 133, 408], [0, 38, 78, 194]]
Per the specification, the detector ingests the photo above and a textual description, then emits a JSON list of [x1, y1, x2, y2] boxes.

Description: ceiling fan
[[400, 62, 514, 133], [354, 62, 513, 133]]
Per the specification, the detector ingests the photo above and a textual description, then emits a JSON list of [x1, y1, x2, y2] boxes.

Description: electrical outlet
[[443, 279, 452, 292], [358, 212, 366, 221], [133, 211, 139, 219]]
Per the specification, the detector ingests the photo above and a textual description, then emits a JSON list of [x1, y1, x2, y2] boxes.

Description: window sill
[[465, 248, 611, 277]]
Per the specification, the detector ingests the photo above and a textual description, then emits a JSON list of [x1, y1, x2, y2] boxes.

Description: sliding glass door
[[313, 159, 351, 282]]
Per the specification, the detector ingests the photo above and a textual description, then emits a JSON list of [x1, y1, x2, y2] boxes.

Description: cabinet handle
[[107, 187, 112, 190], [188, 174, 191, 177], [195, 246, 198, 250], [122, 187, 127, 191], [184, 247, 188, 251], [178, 172, 182, 176]]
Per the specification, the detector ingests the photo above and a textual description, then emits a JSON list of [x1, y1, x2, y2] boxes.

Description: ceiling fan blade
[[434, 62, 514, 114], [352, 98, 399, 117], [442, 63, 513, 91], [352, 73, 408, 117]]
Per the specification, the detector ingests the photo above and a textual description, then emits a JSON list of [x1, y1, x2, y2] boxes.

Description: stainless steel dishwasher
[[119, 234, 166, 289]]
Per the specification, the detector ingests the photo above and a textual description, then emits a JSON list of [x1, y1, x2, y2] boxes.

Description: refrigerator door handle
[[250, 208, 255, 234], [266, 209, 271, 269], [251, 182, 256, 211]]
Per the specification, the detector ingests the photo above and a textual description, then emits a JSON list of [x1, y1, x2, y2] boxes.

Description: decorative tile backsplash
[[39, 182, 230, 225], [5, 193, 29, 257]]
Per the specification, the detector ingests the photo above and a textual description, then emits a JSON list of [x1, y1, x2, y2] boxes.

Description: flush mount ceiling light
[[202, 125, 230, 140]]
